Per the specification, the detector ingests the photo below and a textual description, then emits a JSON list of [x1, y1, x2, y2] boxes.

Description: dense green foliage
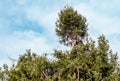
[[0, 36, 119, 81], [56, 6, 87, 46], [0, 6, 120, 81]]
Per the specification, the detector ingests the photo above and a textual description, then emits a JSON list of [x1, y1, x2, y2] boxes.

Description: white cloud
[[0, 1, 69, 67], [24, 5, 62, 45], [0, 31, 55, 66], [0, 0, 120, 67], [17, 0, 28, 5], [1, 31, 54, 56], [25, 6, 58, 33], [74, 2, 120, 59], [0, 30, 70, 67], [75, 3, 120, 36], [89, 0, 120, 13]]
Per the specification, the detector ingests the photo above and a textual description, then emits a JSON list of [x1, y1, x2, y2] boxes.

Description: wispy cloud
[[74, 0, 120, 56], [0, 0, 120, 67]]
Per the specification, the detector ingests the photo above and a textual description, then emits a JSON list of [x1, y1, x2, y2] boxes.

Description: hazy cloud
[[0, 0, 120, 67]]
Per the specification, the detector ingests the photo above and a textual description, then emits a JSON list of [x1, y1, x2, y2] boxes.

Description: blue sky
[[0, 0, 120, 67]]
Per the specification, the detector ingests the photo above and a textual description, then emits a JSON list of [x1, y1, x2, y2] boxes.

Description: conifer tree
[[0, 5, 120, 81], [56, 6, 88, 46], [7, 50, 52, 81]]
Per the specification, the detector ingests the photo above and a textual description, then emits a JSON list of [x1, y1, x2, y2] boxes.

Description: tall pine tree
[[56, 6, 88, 46]]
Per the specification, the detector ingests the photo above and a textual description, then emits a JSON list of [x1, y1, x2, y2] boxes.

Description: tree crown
[[56, 6, 88, 46]]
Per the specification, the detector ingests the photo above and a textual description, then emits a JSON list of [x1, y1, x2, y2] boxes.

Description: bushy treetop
[[56, 6, 88, 46]]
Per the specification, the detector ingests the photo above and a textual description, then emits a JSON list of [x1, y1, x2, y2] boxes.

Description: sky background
[[0, 0, 120, 67]]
